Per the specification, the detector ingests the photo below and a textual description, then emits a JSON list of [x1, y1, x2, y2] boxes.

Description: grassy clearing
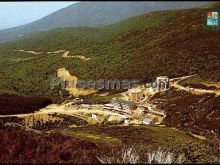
[[56, 125, 201, 150], [143, 126, 200, 145], [179, 76, 219, 90], [58, 129, 121, 145]]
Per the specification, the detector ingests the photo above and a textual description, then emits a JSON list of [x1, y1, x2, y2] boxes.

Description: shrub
[[97, 146, 185, 164], [147, 148, 186, 164], [97, 145, 140, 164]]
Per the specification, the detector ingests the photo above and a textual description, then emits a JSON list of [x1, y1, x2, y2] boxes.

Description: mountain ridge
[[0, 1, 208, 42]]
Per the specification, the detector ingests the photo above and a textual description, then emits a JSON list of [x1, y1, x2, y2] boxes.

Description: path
[[0, 101, 128, 124], [62, 51, 91, 61], [0, 104, 94, 124], [15, 49, 44, 55], [15, 49, 91, 61], [62, 51, 70, 57], [171, 75, 220, 96]]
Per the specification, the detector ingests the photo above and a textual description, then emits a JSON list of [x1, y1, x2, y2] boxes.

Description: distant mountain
[[0, 1, 208, 42]]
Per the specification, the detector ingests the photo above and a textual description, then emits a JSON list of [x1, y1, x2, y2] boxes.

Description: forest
[[0, 7, 219, 103]]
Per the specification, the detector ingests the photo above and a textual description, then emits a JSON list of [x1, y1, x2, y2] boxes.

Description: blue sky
[[0, 2, 79, 30]]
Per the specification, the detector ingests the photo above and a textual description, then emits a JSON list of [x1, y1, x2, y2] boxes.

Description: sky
[[0, 1, 79, 30]]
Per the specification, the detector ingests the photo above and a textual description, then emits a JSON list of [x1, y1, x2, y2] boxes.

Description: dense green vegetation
[[0, 6, 219, 102], [0, 50, 62, 102]]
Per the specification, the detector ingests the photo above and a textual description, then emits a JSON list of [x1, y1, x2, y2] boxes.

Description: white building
[[142, 118, 152, 125], [150, 76, 170, 93], [92, 114, 98, 120]]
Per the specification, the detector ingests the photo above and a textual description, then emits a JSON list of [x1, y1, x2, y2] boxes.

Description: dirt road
[[62, 51, 91, 60], [16, 49, 91, 61], [171, 75, 220, 96], [62, 51, 70, 57], [0, 102, 127, 126]]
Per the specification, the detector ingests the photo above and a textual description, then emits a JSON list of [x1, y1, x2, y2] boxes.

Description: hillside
[[152, 89, 220, 137], [1, 122, 220, 163], [150, 69, 220, 136], [0, 4, 220, 101], [0, 1, 208, 42], [179, 69, 220, 90], [1, 3, 220, 163]]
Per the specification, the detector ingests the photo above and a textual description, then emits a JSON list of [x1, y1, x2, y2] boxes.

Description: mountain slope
[[0, 4, 220, 101], [151, 69, 220, 136], [0, 1, 208, 42]]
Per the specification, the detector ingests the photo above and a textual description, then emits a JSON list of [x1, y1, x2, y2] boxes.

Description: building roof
[[156, 76, 169, 79], [112, 99, 132, 106], [143, 118, 152, 123]]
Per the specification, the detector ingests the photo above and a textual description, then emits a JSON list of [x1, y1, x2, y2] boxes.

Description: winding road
[[170, 75, 220, 96]]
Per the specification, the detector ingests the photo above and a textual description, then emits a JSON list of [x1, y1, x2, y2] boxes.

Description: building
[[103, 99, 132, 115], [137, 106, 148, 114], [112, 99, 132, 113], [103, 104, 114, 110], [156, 76, 170, 92], [150, 76, 170, 92], [136, 103, 166, 117], [147, 104, 157, 111], [92, 114, 98, 120], [128, 87, 145, 102], [142, 118, 152, 125], [124, 117, 132, 125]]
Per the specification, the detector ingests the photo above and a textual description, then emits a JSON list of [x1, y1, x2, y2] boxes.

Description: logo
[[49, 77, 140, 90], [206, 11, 219, 29]]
